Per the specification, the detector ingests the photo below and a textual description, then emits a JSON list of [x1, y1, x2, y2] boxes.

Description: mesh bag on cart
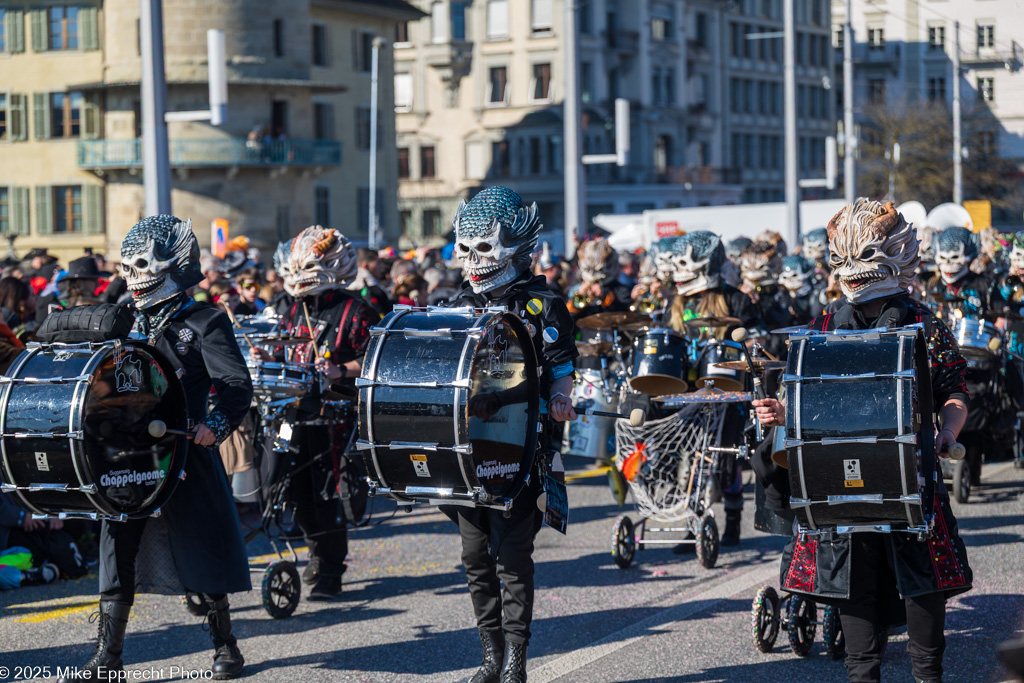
[[614, 403, 726, 523]]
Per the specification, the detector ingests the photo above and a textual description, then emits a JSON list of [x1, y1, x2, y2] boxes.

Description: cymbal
[[576, 340, 613, 357], [714, 359, 788, 372], [653, 386, 753, 405], [576, 311, 651, 330], [680, 316, 741, 329], [253, 335, 313, 347], [770, 325, 809, 335]]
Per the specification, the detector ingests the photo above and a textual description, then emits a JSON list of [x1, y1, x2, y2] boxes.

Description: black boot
[[58, 601, 131, 682], [203, 596, 244, 680], [470, 629, 505, 683], [499, 640, 528, 683], [721, 510, 742, 547]]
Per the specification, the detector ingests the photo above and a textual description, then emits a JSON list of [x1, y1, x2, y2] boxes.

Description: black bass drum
[[357, 306, 540, 510], [629, 329, 689, 396], [0, 341, 189, 519]]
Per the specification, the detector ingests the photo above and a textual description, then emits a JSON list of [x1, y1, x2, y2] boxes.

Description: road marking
[[7, 596, 99, 624], [565, 466, 612, 482], [529, 560, 778, 682]]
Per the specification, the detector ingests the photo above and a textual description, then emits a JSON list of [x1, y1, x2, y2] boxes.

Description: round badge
[[525, 322, 537, 337], [542, 326, 559, 343], [175, 342, 189, 356], [178, 328, 194, 342], [526, 298, 543, 315]]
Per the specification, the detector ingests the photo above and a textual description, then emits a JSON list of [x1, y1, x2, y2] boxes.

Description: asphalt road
[[1, 459, 1022, 683]]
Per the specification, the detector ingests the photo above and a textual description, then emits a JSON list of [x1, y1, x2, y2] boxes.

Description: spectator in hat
[[36, 256, 107, 323], [232, 267, 265, 316]]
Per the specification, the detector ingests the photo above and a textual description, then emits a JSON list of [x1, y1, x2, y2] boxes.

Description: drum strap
[[332, 299, 356, 357]]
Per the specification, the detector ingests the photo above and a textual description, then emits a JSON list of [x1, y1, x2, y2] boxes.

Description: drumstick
[[147, 420, 194, 439], [302, 300, 322, 361], [943, 443, 967, 461], [220, 302, 257, 352], [731, 327, 765, 441], [575, 406, 646, 428]]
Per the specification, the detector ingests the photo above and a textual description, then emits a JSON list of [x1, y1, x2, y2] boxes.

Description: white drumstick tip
[[629, 409, 646, 428], [148, 420, 167, 439], [947, 443, 966, 461], [731, 327, 749, 343]]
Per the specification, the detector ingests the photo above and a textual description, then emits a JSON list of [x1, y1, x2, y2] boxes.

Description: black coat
[[99, 301, 254, 596]]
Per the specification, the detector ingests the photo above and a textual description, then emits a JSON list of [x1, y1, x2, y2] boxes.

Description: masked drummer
[[62, 216, 254, 682], [753, 199, 972, 683], [440, 187, 577, 683], [253, 226, 377, 600]]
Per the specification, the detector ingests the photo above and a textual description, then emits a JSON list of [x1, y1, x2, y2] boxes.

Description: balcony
[[687, 39, 712, 62], [960, 42, 1022, 71], [603, 29, 640, 54], [77, 138, 342, 170], [854, 43, 901, 71], [658, 166, 742, 186]]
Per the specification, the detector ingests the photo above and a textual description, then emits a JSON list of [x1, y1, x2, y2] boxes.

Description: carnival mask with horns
[[670, 231, 724, 297], [827, 199, 920, 303], [739, 231, 786, 289], [120, 214, 202, 310], [933, 226, 979, 285], [577, 238, 620, 285], [453, 186, 541, 293], [802, 228, 830, 266], [283, 225, 358, 298], [1008, 232, 1024, 276]]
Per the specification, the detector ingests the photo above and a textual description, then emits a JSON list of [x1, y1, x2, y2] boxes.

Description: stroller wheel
[[821, 605, 846, 660], [182, 591, 208, 617], [695, 514, 719, 569], [262, 561, 301, 619], [611, 515, 636, 569], [750, 586, 780, 653], [786, 594, 817, 657]]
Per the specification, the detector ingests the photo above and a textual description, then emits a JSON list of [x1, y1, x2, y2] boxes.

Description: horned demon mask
[[1009, 232, 1024, 276], [120, 214, 202, 310], [653, 236, 682, 284], [779, 255, 815, 298], [933, 227, 979, 285], [827, 199, 920, 303], [283, 225, 358, 298], [453, 186, 541, 294], [670, 231, 724, 297], [739, 231, 786, 289], [577, 238, 620, 285], [802, 228, 829, 266], [638, 251, 658, 288]]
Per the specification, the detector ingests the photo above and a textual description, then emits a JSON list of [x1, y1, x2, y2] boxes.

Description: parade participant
[[753, 199, 972, 683], [444, 186, 578, 683], [537, 243, 567, 298], [778, 255, 822, 325], [927, 226, 993, 319], [800, 227, 831, 286], [348, 247, 392, 316], [60, 215, 254, 682], [723, 236, 751, 288], [738, 231, 792, 334], [629, 250, 662, 314], [258, 225, 377, 600], [567, 237, 631, 319]]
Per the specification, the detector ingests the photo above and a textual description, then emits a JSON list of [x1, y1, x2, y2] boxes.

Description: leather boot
[[499, 640, 528, 683], [58, 600, 131, 682], [470, 629, 505, 683], [203, 595, 244, 680], [721, 510, 742, 547]]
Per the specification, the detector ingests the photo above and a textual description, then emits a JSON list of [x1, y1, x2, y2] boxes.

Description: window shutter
[[83, 184, 104, 234], [351, 29, 359, 70], [81, 5, 99, 51], [33, 92, 50, 139], [9, 94, 27, 141], [83, 92, 100, 139], [532, 0, 553, 31], [9, 8, 25, 53], [394, 73, 413, 109], [10, 187, 30, 236], [29, 7, 45, 52], [35, 186, 53, 235]]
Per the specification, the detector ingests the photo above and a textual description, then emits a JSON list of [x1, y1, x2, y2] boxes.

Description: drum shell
[[248, 361, 314, 400], [629, 329, 689, 396], [953, 318, 1000, 360], [696, 340, 748, 392], [564, 370, 618, 460]]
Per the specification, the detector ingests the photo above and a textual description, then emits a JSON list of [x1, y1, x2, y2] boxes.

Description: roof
[[69, 77, 348, 93], [312, 0, 426, 20]]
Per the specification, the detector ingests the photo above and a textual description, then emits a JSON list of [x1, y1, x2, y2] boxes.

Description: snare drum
[[357, 307, 540, 510], [0, 341, 189, 519], [565, 370, 619, 460], [629, 329, 689, 396], [953, 318, 1001, 360], [695, 340, 748, 392], [248, 361, 315, 401]]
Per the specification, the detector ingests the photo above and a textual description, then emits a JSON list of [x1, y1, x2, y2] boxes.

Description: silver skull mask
[[1009, 234, 1024, 276], [779, 255, 815, 297], [933, 227, 978, 285], [453, 187, 541, 294], [120, 214, 202, 310], [670, 231, 724, 297]]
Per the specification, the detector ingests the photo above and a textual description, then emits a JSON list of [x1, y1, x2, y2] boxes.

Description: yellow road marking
[[7, 596, 99, 623], [565, 466, 612, 482]]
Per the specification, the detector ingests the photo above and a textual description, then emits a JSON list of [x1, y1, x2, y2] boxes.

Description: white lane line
[[529, 560, 779, 682]]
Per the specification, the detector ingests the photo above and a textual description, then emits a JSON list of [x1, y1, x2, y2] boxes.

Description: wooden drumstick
[[220, 301, 257, 352], [944, 443, 966, 461], [147, 420, 193, 439], [302, 300, 322, 361], [575, 406, 646, 428]]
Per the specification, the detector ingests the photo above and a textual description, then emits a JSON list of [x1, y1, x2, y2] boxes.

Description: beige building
[[0, 0, 418, 263]]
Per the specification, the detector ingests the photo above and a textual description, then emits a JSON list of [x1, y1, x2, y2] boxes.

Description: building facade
[[0, 0, 417, 262]]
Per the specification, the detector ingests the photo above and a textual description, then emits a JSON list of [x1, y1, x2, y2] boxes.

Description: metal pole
[[368, 37, 384, 247], [843, 0, 856, 202], [563, 0, 585, 257], [952, 21, 963, 204], [783, 0, 801, 241], [140, 0, 172, 215]]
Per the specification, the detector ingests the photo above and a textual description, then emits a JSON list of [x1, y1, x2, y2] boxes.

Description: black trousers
[[288, 425, 348, 576], [840, 534, 946, 682]]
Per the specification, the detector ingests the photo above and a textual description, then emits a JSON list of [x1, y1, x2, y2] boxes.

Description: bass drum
[[358, 307, 540, 510], [629, 329, 689, 396], [0, 341, 189, 519], [564, 370, 619, 460]]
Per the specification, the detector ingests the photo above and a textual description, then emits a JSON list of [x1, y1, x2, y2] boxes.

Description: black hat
[[64, 256, 111, 280], [25, 248, 49, 259]]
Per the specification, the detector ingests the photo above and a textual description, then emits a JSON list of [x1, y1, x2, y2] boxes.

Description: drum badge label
[[114, 348, 142, 393], [35, 452, 50, 472], [843, 459, 864, 488], [410, 453, 431, 478]]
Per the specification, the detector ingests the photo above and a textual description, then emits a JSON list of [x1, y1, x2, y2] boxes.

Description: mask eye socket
[[861, 248, 877, 260], [458, 243, 470, 253], [136, 258, 149, 269], [477, 242, 493, 254]]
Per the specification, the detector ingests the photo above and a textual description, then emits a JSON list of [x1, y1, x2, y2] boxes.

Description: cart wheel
[[786, 594, 817, 657], [611, 515, 636, 569], [695, 514, 720, 569], [952, 458, 971, 503], [821, 605, 846, 660], [182, 591, 208, 617], [750, 586, 780, 653], [262, 561, 301, 619]]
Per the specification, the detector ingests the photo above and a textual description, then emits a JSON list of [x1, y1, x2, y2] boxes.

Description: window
[[977, 24, 994, 49], [0, 9, 6, 52], [420, 145, 436, 179], [466, 140, 486, 179], [928, 25, 945, 50], [394, 21, 409, 45], [431, 2, 447, 43], [452, 2, 467, 40], [273, 18, 284, 57], [797, 32, 806, 63], [397, 147, 410, 178], [400, 210, 413, 236], [652, 68, 662, 105], [531, 63, 552, 101], [488, 66, 508, 105], [811, 0, 823, 26], [0, 94, 6, 140], [53, 185, 82, 233], [666, 68, 676, 105], [395, 73, 413, 111], [271, 100, 288, 136], [48, 5, 79, 50], [487, 0, 509, 40], [356, 106, 371, 150], [314, 187, 330, 227], [868, 78, 886, 102], [354, 31, 374, 72], [868, 27, 884, 50], [977, 130, 996, 155], [423, 209, 442, 237], [578, 2, 592, 34], [276, 205, 291, 242], [580, 62, 593, 103], [0, 188, 7, 235], [492, 140, 510, 176], [313, 102, 334, 139], [607, 67, 619, 100], [652, 17, 673, 42], [529, 137, 542, 174], [695, 12, 708, 46], [531, 0, 553, 34], [927, 77, 946, 102], [312, 25, 328, 66], [51, 92, 83, 138], [978, 76, 995, 102], [834, 25, 843, 50], [731, 22, 742, 57], [654, 135, 671, 175]]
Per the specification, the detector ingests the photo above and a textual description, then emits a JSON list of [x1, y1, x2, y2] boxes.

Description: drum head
[[630, 374, 689, 396]]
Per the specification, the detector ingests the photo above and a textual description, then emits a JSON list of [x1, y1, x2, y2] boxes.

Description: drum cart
[[750, 585, 845, 659]]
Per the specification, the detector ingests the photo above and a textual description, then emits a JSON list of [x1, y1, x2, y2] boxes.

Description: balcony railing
[[961, 42, 1022, 70], [658, 166, 742, 186], [77, 138, 342, 169], [603, 29, 640, 53]]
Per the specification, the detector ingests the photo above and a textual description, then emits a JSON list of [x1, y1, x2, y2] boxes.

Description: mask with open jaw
[[273, 239, 294, 285], [801, 228, 829, 266], [933, 226, 978, 285], [739, 233, 785, 289], [670, 231, 724, 297], [827, 199, 920, 303], [120, 214, 202, 310], [577, 238, 619, 285], [1009, 233, 1024, 277], [725, 237, 752, 266], [453, 186, 541, 294], [779, 255, 815, 297], [283, 225, 358, 298], [653, 236, 682, 285]]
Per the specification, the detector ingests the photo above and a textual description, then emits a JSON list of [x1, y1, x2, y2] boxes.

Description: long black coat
[[99, 301, 253, 596]]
